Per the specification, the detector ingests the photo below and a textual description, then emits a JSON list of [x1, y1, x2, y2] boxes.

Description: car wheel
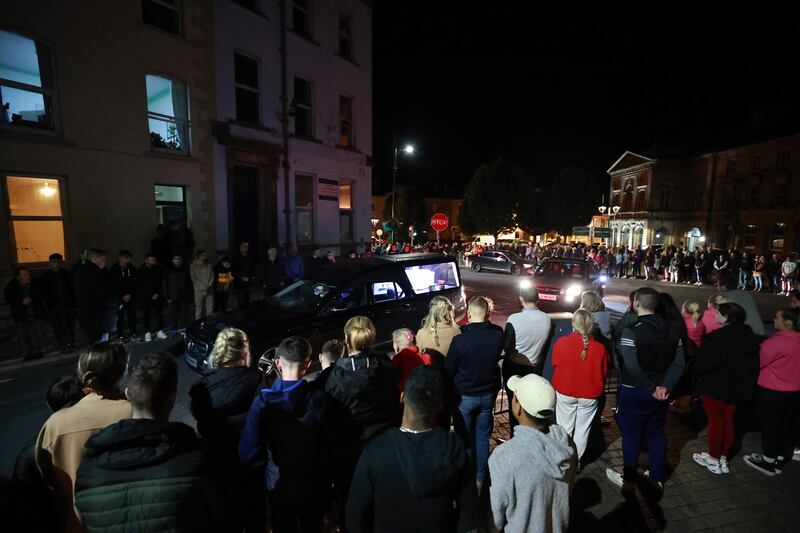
[[472, 262, 482, 272], [511, 265, 521, 276]]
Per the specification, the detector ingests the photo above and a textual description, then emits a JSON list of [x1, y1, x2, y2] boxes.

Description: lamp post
[[597, 205, 607, 246], [391, 142, 414, 244], [611, 205, 620, 246]]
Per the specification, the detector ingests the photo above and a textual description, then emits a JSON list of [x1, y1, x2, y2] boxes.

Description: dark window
[[778, 150, 791, 169], [775, 181, 787, 208], [743, 224, 757, 249], [746, 184, 759, 209], [751, 153, 761, 172], [293, 77, 312, 137], [234, 52, 259, 123], [339, 182, 353, 241], [142, 0, 182, 35], [338, 13, 353, 60], [635, 190, 646, 211], [295, 174, 314, 243], [292, 0, 311, 38], [0, 29, 56, 131], [339, 95, 353, 147], [659, 188, 670, 210], [726, 159, 736, 177]]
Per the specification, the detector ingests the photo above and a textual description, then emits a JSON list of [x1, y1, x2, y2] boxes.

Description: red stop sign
[[430, 213, 449, 232]]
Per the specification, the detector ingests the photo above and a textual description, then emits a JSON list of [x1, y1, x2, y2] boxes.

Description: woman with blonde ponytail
[[416, 296, 461, 356], [551, 309, 610, 460]]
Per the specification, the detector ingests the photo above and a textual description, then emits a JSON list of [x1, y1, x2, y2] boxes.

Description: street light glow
[[403, 144, 414, 154]]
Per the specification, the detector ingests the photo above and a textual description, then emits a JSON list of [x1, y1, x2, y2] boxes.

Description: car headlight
[[523, 263, 532, 268], [599, 275, 609, 283], [519, 279, 533, 289], [566, 285, 582, 297]]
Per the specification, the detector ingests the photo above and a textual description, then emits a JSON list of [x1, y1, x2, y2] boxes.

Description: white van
[[472, 235, 496, 247]]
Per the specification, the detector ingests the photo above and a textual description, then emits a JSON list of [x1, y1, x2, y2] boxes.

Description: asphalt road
[[0, 270, 789, 482]]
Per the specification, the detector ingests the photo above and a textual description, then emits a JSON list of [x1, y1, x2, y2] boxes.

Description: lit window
[[4, 175, 65, 264], [293, 77, 312, 137], [142, 0, 182, 36], [339, 95, 353, 147], [743, 224, 757, 249], [234, 52, 260, 124], [338, 14, 353, 60], [146, 74, 190, 154], [295, 174, 314, 243], [340, 182, 353, 242], [771, 223, 786, 251], [0, 29, 55, 131], [292, 0, 311, 38]]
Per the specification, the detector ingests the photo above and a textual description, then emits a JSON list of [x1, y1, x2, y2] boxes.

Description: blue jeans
[[615, 386, 669, 482], [458, 393, 495, 481], [738, 269, 748, 289]]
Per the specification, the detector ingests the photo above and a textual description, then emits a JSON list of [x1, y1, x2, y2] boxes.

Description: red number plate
[[539, 294, 557, 301]]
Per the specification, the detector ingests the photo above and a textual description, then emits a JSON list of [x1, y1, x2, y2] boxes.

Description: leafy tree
[[461, 159, 539, 238], [382, 186, 428, 240], [546, 167, 599, 235]]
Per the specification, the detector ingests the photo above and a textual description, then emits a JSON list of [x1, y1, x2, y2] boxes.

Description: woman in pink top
[[682, 300, 706, 357], [744, 308, 800, 476], [701, 294, 726, 335]]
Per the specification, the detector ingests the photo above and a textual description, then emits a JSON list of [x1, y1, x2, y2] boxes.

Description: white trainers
[[793, 448, 800, 462], [605, 468, 624, 487], [156, 330, 168, 340], [719, 459, 730, 474], [693, 452, 722, 474], [144, 332, 152, 342]]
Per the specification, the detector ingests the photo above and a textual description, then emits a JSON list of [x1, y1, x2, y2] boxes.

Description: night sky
[[372, 6, 800, 198]]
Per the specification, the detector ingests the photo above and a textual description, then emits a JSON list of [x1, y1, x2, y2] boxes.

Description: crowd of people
[[9, 273, 800, 532]]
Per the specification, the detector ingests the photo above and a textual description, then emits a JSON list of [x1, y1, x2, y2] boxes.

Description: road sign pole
[[436, 229, 440, 245]]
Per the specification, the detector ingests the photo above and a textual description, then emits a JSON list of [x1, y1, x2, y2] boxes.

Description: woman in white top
[[579, 290, 610, 339]]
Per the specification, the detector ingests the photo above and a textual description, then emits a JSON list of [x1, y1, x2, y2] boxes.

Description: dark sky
[[372, 5, 800, 198]]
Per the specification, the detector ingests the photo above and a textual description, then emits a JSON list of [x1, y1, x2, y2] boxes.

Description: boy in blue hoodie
[[239, 336, 328, 532]]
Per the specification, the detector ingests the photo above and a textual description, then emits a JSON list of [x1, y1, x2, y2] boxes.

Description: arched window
[[0, 29, 56, 131]]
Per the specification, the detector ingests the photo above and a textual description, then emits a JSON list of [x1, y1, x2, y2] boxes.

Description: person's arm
[[502, 322, 516, 355], [488, 458, 509, 532], [661, 339, 686, 392], [456, 459, 481, 533], [758, 338, 779, 370], [345, 447, 375, 533], [237, 397, 265, 466], [619, 326, 656, 392], [190, 264, 201, 289]]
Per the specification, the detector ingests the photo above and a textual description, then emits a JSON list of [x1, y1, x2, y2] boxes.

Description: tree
[[382, 186, 428, 240], [546, 167, 599, 235], [461, 159, 538, 239]]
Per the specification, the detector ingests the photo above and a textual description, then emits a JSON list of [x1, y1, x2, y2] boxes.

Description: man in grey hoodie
[[488, 374, 577, 533], [190, 250, 214, 320]]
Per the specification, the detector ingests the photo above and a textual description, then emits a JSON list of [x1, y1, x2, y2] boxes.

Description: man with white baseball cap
[[488, 374, 577, 533]]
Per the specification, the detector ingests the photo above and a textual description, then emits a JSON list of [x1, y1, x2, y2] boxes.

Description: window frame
[[292, 0, 312, 39], [743, 224, 757, 250], [295, 173, 315, 244], [658, 188, 671, 210], [0, 28, 58, 134], [293, 76, 313, 138], [778, 150, 791, 169], [338, 12, 354, 60], [142, 0, 183, 37], [145, 73, 191, 156], [339, 94, 354, 148], [339, 180, 353, 242], [726, 158, 736, 177], [234, 51, 261, 124], [2, 173, 68, 266], [751, 153, 761, 172], [370, 281, 406, 305]]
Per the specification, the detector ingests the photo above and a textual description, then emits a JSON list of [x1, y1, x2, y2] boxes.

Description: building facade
[[1, 0, 217, 274], [212, 0, 373, 256], [607, 134, 799, 255]]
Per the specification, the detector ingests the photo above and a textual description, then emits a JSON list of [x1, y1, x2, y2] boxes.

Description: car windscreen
[[404, 261, 460, 294], [268, 279, 337, 313], [535, 261, 587, 278]]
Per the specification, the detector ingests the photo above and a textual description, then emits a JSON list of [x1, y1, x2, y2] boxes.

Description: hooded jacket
[[75, 419, 217, 532], [488, 424, 577, 533], [693, 323, 761, 403], [618, 314, 686, 393], [346, 427, 480, 533]]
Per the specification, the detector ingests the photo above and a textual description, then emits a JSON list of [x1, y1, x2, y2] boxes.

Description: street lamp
[[610, 205, 620, 246], [390, 142, 414, 243]]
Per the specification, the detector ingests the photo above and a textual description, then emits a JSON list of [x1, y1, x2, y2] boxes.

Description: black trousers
[[141, 299, 164, 333], [49, 307, 76, 348], [502, 359, 540, 428], [116, 300, 137, 336], [170, 298, 189, 328], [757, 386, 800, 460]]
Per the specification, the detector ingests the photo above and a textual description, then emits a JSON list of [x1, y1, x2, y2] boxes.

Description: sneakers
[[605, 468, 625, 488], [693, 452, 723, 474], [793, 448, 800, 462], [775, 456, 788, 474], [144, 332, 152, 342], [743, 453, 777, 476], [156, 330, 168, 340], [720, 459, 730, 474]]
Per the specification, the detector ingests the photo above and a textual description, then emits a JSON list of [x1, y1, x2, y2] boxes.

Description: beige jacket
[[35, 393, 132, 533], [416, 323, 461, 356]]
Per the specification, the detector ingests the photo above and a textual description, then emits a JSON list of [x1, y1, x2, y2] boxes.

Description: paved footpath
[[491, 392, 800, 532]]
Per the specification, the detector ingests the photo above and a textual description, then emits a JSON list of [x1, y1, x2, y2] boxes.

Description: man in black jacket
[[76, 352, 218, 531], [164, 254, 191, 329], [347, 366, 480, 533], [232, 241, 257, 310], [40, 253, 77, 352], [137, 253, 166, 340], [109, 250, 137, 339], [74, 249, 114, 342], [606, 287, 685, 491], [4, 268, 45, 358]]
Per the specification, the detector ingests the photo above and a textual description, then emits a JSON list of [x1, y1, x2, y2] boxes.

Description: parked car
[[466, 250, 533, 276], [183, 254, 466, 371], [529, 258, 608, 310]]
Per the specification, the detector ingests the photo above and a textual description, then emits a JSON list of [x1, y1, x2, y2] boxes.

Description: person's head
[[172, 254, 183, 268], [220, 256, 232, 268], [571, 309, 594, 361], [196, 249, 208, 263], [344, 315, 376, 354], [707, 293, 727, 310], [401, 366, 442, 427], [774, 308, 800, 332], [77, 342, 128, 397], [682, 300, 701, 321], [125, 352, 178, 421], [792, 290, 800, 310], [508, 374, 556, 431], [519, 284, 540, 307], [422, 296, 456, 331], [49, 253, 64, 271], [118, 250, 132, 267], [392, 328, 415, 354], [312, 247, 320, 258], [633, 287, 659, 316], [276, 336, 312, 377], [579, 291, 605, 313], [14, 268, 31, 285], [716, 302, 747, 327], [718, 275, 737, 292], [268, 247, 277, 261], [326, 250, 335, 260], [320, 339, 345, 369], [85, 248, 108, 269], [208, 327, 250, 369], [626, 290, 637, 312], [144, 253, 157, 267], [467, 296, 492, 323], [239, 242, 249, 254], [46, 376, 83, 412]]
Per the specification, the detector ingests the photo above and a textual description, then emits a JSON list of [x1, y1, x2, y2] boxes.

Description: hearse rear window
[[404, 262, 460, 294]]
